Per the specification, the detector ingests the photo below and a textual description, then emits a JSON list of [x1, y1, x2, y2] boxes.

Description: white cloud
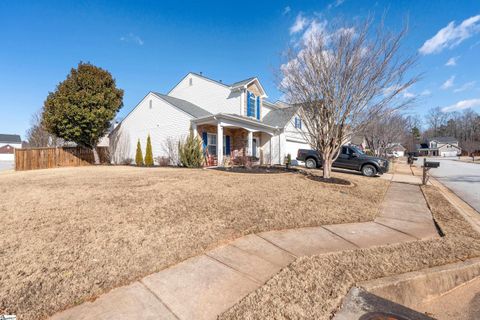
[[442, 98, 480, 112], [445, 56, 458, 66], [441, 76, 455, 90], [453, 81, 476, 93], [290, 13, 308, 34], [283, 6, 291, 15], [403, 90, 415, 98], [421, 89, 432, 96], [419, 14, 480, 55], [328, 0, 345, 9], [120, 33, 144, 46]]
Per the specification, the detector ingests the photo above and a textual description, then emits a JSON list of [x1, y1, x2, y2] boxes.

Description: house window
[[294, 117, 302, 129], [189, 78, 193, 86], [207, 133, 217, 155], [247, 91, 256, 117], [149, 100, 152, 109]]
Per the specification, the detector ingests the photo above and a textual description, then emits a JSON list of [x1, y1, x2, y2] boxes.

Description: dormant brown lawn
[[0, 166, 388, 319]]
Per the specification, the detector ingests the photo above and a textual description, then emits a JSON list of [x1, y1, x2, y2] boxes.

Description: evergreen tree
[[43, 62, 123, 164], [144, 134, 154, 166], [135, 139, 144, 166], [178, 133, 204, 168]]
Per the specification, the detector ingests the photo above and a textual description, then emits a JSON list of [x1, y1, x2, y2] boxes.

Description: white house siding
[[283, 115, 311, 160], [0, 142, 22, 161], [261, 104, 274, 119], [168, 74, 241, 115], [110, 93, 193, 164], [439, 145, 460, 157]]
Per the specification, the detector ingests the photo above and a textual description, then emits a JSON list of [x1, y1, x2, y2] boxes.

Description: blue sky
[[1, 0, 479, 139]]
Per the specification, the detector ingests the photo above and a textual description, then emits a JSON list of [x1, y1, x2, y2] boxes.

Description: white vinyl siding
[[110, 93, 193, 164], [168, 74, 241, 115]]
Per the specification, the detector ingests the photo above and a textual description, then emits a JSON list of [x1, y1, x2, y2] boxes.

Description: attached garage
[[440, 150, 458, 157], [285, 139, 311, 160]]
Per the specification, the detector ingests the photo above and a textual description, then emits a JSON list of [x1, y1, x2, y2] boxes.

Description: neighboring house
[[386, 143, 406, 157], [110, 72, 311, 166], [350, 135, 367, 151], [416, 136, 461, 157], [0, 134, 22, 161]]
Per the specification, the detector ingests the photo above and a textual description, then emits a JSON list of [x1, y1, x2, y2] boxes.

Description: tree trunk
[[92, 146, 100, 165], [322, 158, 332, 179]]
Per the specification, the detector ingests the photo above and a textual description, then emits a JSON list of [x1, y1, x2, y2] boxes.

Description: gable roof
[[152, 93, 211, 118], [230, 77, 256, 88], [262, 106, 299, 128], [430, 136, 458, 144], [0, 134, 21, 144]]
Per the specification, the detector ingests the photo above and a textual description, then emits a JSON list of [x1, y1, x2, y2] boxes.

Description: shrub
[[162, 136, 180, 165], [135, 139, 144, 166], [285, 153, 292, 168], [178, 133, 204, 168], [155, 156, 170, 167], [121, 158, 133, 165], [144, 134, 154, 166]]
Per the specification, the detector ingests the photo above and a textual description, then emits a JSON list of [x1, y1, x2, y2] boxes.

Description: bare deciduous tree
[[363, 111, 408, 156], [25, 110, 63, 148], [162, 136, 181, 165], [280, 17, 418, 178]]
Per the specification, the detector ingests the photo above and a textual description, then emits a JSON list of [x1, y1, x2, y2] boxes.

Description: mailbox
[[424, 161, 440, 168]]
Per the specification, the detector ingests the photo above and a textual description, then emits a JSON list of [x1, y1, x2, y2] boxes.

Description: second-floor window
[[247, 91, 260, 120], [294, 117, 302, 129]]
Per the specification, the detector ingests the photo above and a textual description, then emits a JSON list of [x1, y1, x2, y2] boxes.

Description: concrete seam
[[321, 226, 361, 249], [373, 220, 422, 240], [204, 254, 262, 285], [372, 221, 418, 240], [255, 233, 299, 258], [138, 280, 182, 320]]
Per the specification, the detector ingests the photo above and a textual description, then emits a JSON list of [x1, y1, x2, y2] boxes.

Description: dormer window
[[246, 91, 260, 120], [294, 117, 302, 129]]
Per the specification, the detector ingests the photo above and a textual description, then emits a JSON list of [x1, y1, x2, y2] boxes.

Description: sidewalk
[[50, 170, 438, 320]]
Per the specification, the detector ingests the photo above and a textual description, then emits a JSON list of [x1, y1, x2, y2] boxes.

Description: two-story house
[[416, 136, 461, 157], [109, 72, 311, 166]]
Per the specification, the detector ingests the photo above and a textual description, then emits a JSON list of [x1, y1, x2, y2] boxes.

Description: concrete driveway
[[417, 158, 480, 212], [0, 160, 14, 172]]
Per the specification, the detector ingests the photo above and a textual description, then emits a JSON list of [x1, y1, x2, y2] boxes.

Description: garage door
[[440, 151, 457, 157], [286, 140, 311, 160]]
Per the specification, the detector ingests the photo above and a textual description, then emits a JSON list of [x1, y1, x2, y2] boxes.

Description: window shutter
[[225, 135, 231, 155], [256, 96, 260, 120], [202, 132, 208, 150], [246, 91, 251, 116]]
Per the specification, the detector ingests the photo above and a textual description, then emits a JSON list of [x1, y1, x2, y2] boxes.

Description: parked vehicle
[[297, 146, 389, 177]]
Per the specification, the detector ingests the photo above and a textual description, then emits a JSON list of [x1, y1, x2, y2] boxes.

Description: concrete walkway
[[50, 173, 438, 320]]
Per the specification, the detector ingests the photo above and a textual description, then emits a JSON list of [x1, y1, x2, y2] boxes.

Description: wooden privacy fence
[[15, 146, 110, 171]]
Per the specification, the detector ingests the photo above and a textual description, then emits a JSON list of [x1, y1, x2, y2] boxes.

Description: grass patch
[[0, 165, 388, 319], [219, 185, 480, 320]]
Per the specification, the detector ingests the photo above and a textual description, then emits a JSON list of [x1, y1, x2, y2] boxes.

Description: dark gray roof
[[262, 106, 299, 127], [0, 134, 21, 144], [230, 77, 256, 88], [431, 136, 458, 144], [153, 93, 211, 118]]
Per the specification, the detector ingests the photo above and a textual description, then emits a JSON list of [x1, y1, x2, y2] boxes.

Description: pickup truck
[[296, 146, 389, 177]]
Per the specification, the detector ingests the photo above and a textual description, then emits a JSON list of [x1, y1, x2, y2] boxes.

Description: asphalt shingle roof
[[431, 136, 458, 144], [153, 93, 212, 118], [229, 77, 256, 88], [0, 134, 21, 144], [262, 106, 299, 128]]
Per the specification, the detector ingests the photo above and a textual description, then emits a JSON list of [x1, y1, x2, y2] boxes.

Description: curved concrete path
[[50, 171, 438, 320]]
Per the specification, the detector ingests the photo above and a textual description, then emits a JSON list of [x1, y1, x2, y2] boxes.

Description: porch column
[[247, 130, 253, 156], [191, 123, 198, 137], [217, 123, 224, 166]]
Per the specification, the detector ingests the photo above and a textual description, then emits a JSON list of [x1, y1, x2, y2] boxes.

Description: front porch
[[191, 114, 279, 167]]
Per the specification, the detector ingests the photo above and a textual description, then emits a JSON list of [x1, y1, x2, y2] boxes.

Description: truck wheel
[[305, 158, 317, 169], [362, 164, 377, 177]]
